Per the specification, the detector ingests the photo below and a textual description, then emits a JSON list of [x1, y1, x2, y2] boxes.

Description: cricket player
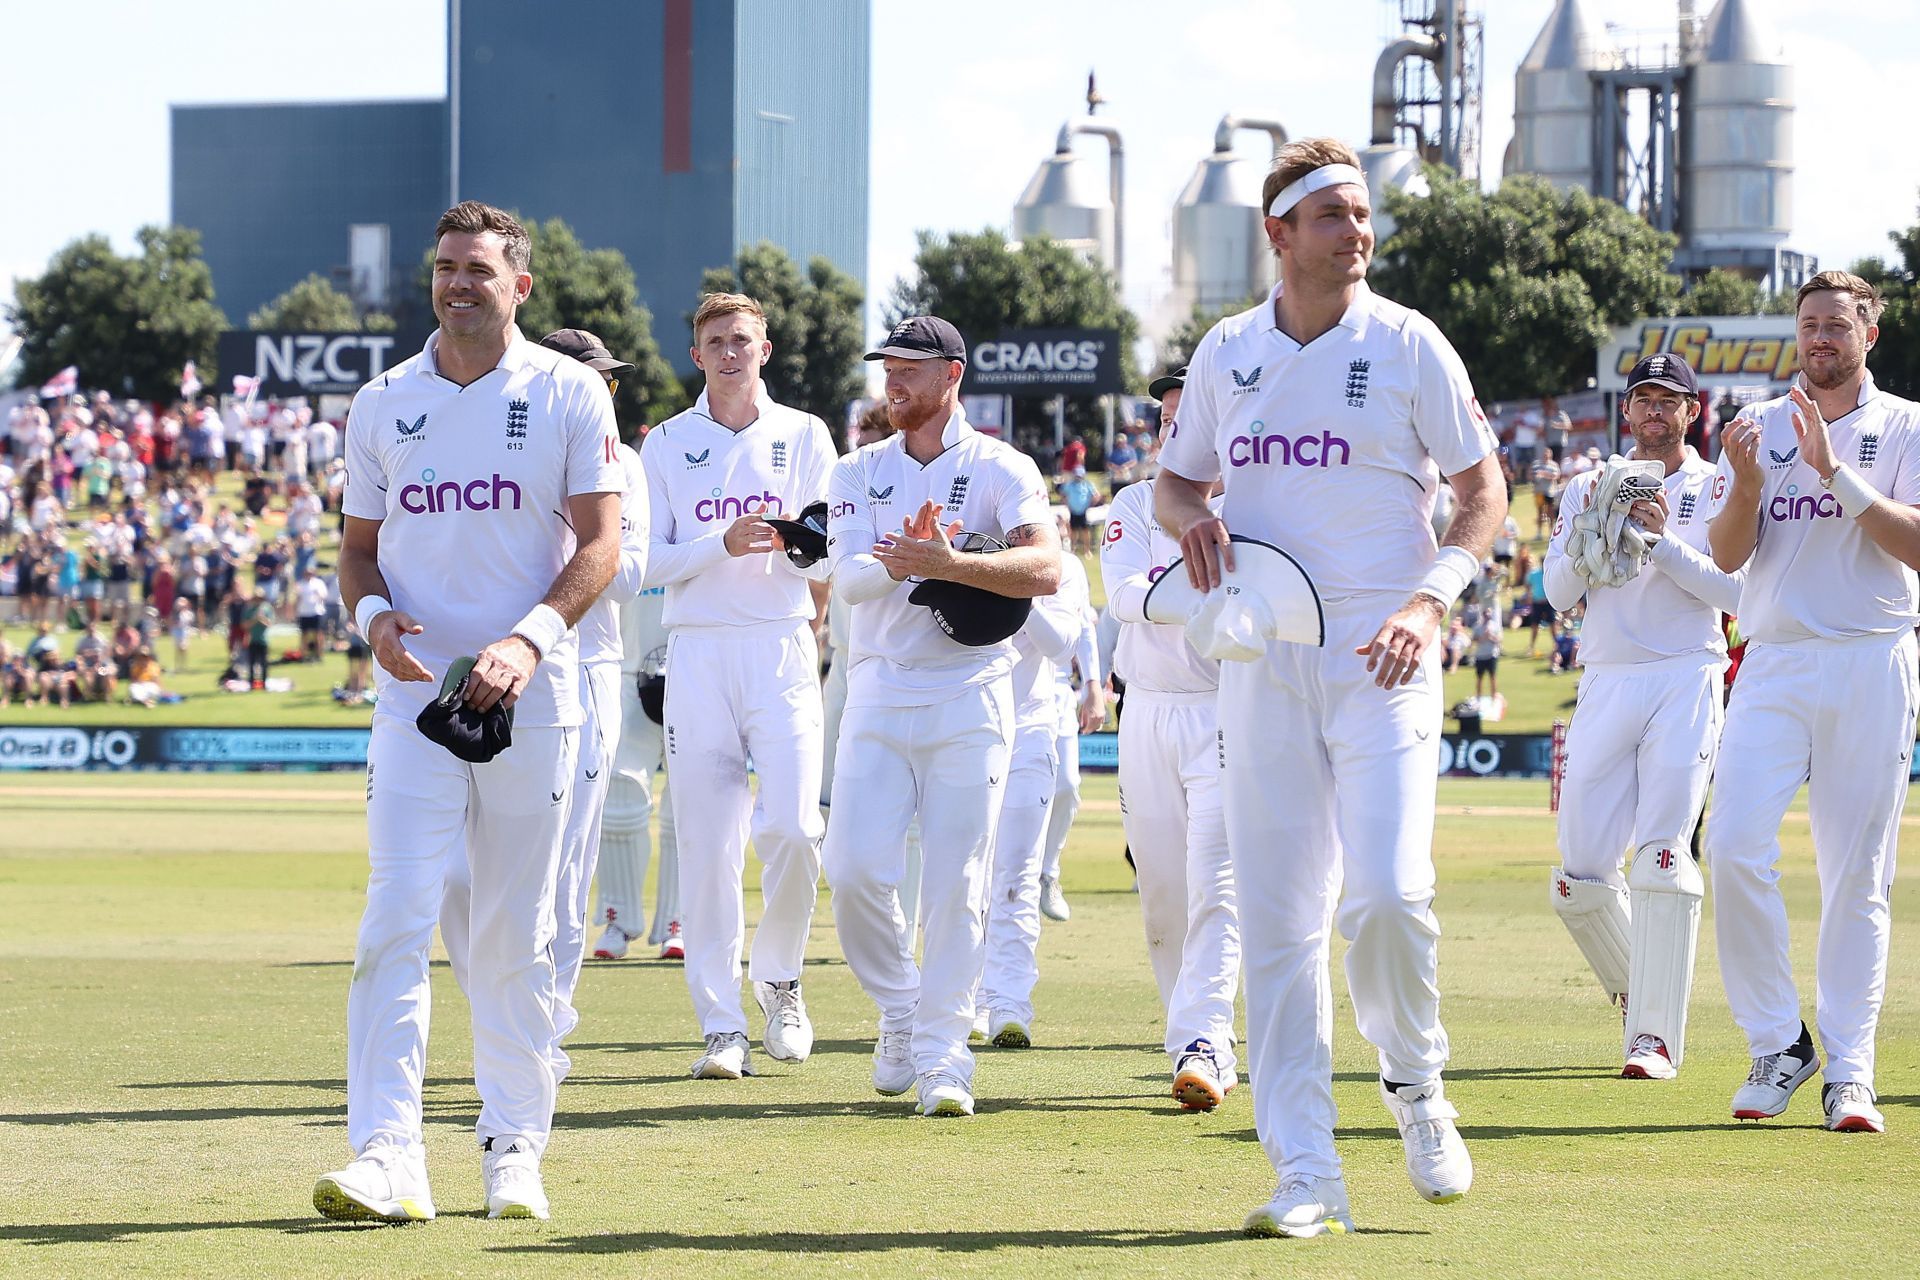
[[1543, 353, 1740, 1081], [591, 580, 683, 961], [317, 201, 625, 1223], [1100, 365, 1241, 1110], [824, 314, 1060, 1118], [644, 292, 836, 1080], [1154, 139, 1504, 1237], [1705, 270, 1920, 1133], [975, 545, 1091, 1048], [1038, 517, 1104, 923]]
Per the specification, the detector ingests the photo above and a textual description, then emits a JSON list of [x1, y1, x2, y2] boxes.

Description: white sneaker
[[590, 921, 631, 960], [872, 1028, 916, 1096], [1732, 1025, 1819, 1119], [481, 1137, 549, 1220], [754, 979, 814, 1062], [313, 1145, 434, 1222], [1623, 1033, 1677, 1081], [917, 1071, 975, 1117], [659, 920, 684, 961], [986, 1008, 1031, 1049], [1243, 1175, 1353, 1238], [1380, 1080, 1473, 1204], [1823, 1081, 1886, 1133], [1173, 1039, 1235, 1112], [690, 1031, 753, 1080], [969, 1010, 988, 1043], [1039, 875, 1071, 921]]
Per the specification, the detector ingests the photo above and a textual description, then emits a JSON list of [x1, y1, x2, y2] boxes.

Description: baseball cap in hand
[[1143, 535, 1325, 659], [865, 316, 967, 362], [1624, 353, 1699, 399], [907, 530, 1032, 646], [765, 499, 830, 567], [539, 328, 636, 375], [415, 656, 515, 763]]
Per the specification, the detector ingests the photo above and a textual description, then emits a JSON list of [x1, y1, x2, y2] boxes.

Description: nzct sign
[[962, 328, 1122, 397], [217, 331, 419, 396]]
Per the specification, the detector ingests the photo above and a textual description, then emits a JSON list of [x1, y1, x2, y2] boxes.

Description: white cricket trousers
[[1041, 728, 1081, 881], [1708, 630, 1917, 1085], [1118, 687, 1240, 1067], [1558, 657, 1723, 883], [826, 680, 1013, 1087], [349, 717, 576, 1160], [551, 662, 621, 1049], [598, 676, 678, 945], [1218, 594, 1449, 1182], [979, 719, 1059, 1025], [825, 648, 925, 949], [665, 618, 825, 1037]]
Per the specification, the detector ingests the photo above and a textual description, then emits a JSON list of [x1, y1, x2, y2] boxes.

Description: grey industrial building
[[171, 0, 870, 363]]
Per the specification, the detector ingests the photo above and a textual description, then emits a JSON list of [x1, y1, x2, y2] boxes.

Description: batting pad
[[1626, 841, 1703, 1067], [1551, 867, 1630, 1003], [1142, 536, 1325, 648]]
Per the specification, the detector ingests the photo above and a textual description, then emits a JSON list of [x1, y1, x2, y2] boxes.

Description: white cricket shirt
[[577, 442, 650, 667], [1702, 373, 1920, 644], [1011, 551, 1090, 730], [1544, 450, 1738, 666], [619, 585, 669, 678], [1155, 280, 1497, 601], [826, 405, 1055, 708], [1098, 477, 1220, 694], [342, 328, 625, 727], [641, 386, 836, 629]]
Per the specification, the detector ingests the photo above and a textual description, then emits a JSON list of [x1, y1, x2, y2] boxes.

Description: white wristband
[[511, 603, 568, 660], [1825, 464, 1878, 519], [1412, 545, 1479, 611], [354, 595, 393, 639]]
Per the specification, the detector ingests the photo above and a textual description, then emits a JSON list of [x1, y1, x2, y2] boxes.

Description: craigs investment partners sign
[[1599, 316, 1800, 392]]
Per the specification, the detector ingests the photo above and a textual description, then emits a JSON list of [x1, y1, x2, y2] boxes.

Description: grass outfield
[[4, 773, 1919, 1277]]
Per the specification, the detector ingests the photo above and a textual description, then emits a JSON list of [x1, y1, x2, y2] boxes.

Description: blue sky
[[2, 0, 1915, 354]]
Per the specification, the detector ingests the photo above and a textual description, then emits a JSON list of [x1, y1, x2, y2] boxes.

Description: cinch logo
[[1230, 366, 1263, 395], [398, 469, 523, 514], [829, 500, 857, 519], [1767, 486, 1845, 522], [695, 488, 779, 522], [1227, 422, 1352, 468]]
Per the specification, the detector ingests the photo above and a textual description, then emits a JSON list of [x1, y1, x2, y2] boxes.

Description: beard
[[886, 390, 943, 433], [1802, 346, 1864, 391]]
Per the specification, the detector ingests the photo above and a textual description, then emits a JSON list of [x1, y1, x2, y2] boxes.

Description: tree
[[1853, 198, 1920, 399], [512, 218, 684, 433], [1161, 292, 1264, 370], [695, 241, 865, 427], [1371, 170, 1682, 401], [1686, 268, 1766, 317], [247, 272, 396, 331], [8, 226, 226, 401]]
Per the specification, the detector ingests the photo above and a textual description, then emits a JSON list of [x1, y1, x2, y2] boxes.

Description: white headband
[[1266, 163, 1368, 218]]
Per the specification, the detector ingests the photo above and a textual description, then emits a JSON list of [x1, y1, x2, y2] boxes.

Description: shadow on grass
[[570, 1039, 1155, 1056], [1, 1218, 345, 1244], [486, 1225, 1429, 1255], [1203, 1119, 1827, 1144]]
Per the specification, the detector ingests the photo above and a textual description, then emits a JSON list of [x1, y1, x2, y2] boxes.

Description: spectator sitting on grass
[[126, 647, 170, 708], [73, 624, 116, 703], [1550, 617, 1580, 674]]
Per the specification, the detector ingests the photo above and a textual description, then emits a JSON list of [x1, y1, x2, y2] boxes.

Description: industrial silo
[[1682, 0, 1792, 260], [1171, 116, 1284, 310], [1013, 123, 1119, 277], [1507, 0, 1620, 191]]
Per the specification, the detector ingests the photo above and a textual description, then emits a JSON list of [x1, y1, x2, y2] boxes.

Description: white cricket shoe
[[313, 1145, 434, 1222], [917, 1072, 975, 1117], [1243, 1175, 1353, 1239], [659, 920, 684, 961], [754, 979, 814, 1062], [1380, 1080, 1473, 1204], [1732, 1025, 1819, 1120], [873, 1028, 916, 1095], [1173, 1039, 1235, 1112], [1823, 1081, 1886, 1133], [1622, 1033, 1677, 1081], [481, 1137, 549, 1220], [590, 921, 632, 960], [1039, 875, 1071, 921], [986, 1009, 1031, 1049], [690, 1031, 753, 1080]]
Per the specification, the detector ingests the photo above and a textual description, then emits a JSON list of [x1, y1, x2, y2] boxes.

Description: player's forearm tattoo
[[1005, 523, 1047, 547]]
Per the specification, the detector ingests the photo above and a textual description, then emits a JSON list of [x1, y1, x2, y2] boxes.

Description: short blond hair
[[692, 292, 768, 343], [1796, 269, 1885, 328], [1262, 137, 1364, 225]]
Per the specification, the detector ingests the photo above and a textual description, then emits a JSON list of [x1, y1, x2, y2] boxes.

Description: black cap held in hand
[[765, 499, 831, 567], [905, 532, 1031, 646], [415, 656, 515, 763]]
